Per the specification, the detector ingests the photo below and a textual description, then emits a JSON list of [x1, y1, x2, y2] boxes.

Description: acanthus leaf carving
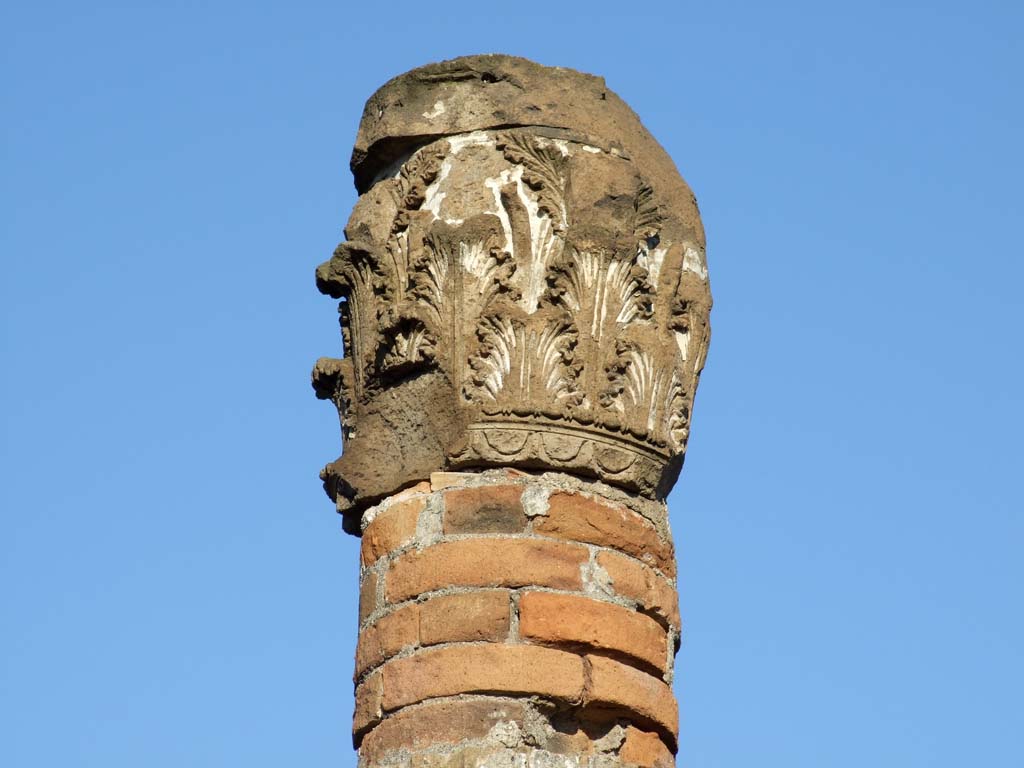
[[317, 115, 710, 512], [465, 312, 583, 409], [495, 132, 568, 232]]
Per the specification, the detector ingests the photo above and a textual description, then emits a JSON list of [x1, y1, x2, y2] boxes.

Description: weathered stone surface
[[313, 54, 711, 526]]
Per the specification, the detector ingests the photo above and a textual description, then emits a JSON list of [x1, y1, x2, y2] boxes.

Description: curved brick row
[[353, 476, 683, 765], [355, 588, 670, 681], [355, 590, 511, 678], [366, 533, 680, 631], [597, 549, 681, 631], [358, 698, 530, 764], [354, 644, 678, 747], [360, 481, 677, 580], [359, 696, 674, 767], [384, 537, 588, 603], [518, 591, 669, 675], [535, 491, 676, 578]]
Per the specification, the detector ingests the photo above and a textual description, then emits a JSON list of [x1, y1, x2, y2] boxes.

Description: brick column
[[313, 55, 711, 767], [354, 472, 679, 767]]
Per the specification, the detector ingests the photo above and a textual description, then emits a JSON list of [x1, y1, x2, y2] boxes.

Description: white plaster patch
[[580, 144, 602, 154], [483, 156, 565, 313], [484, 166, 518, 258], [528, 753, 581, 768], [488, 719, 524, 748], [637, 242, 668, 286], [421, 157, 453, 220], [513, 169, 560, 312], [359, 500, 384, 530], [414, 493, 444, 547], [587, 558, 615, 598], [447, 130, 492, 155], [521, 485, 551, 517], [683, 244, 709, 281], [534, 136, 572, 157], [422, 100, 445, 119], [675, 329, 691, 362]]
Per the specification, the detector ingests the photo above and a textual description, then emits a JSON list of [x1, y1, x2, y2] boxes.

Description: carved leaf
[[631, 182, 661, 241], [466, 314, 581, 406], [397, 145, 445, 213], [376, 316, 436, 377], [496, 132, 567, 231], [664, 373, 690, 451]]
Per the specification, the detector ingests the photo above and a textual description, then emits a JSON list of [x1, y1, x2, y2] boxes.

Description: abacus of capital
[[313, 55, 712, 768]]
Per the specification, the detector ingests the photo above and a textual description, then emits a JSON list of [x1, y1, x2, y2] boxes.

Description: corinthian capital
[[314, 55, 711, 530]]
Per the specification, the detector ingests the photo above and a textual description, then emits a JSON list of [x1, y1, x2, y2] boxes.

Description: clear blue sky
[[3, 2, 1021, 766]]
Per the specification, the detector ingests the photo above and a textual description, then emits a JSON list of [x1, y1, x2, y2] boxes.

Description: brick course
[[381, 644, 586, 711], [519, 591, 668, 674], [597, 549, 681, 630], [361, 497, 424, 567], [358, 697, 530, 764], [587, 654, 679, 744], [536, 492, 676, 577], [384, 537, 587, 603], [352, 479, 683, 765], [418, 590, 510, 645], [356, 590, 511, 678]]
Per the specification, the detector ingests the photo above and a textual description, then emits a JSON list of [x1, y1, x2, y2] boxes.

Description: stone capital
[[314, 55, 711, 529]]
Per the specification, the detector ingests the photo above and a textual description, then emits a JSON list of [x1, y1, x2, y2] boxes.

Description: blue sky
[[2, 1, 1021, 766]]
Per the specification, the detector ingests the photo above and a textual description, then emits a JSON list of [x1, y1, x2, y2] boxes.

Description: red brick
[[352, 669, 383, 741], [381, 644, 585, 711], [619, 726, 675, 767], [419, 590, 510, 646], [358, 698, 529, 764], [597, 550, 680, 631], [390, 480, 431, 503], [535, 492, 676, 577], [385, 538, 587, 603], [443, 485, 527, 534], [361, 497, 425, 567], [359, 569, 378, 625], [430, 471, 478, 490], [356, 603, 419, 679], [586, 655, 678, 744], [519, 591, 667, 674]]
